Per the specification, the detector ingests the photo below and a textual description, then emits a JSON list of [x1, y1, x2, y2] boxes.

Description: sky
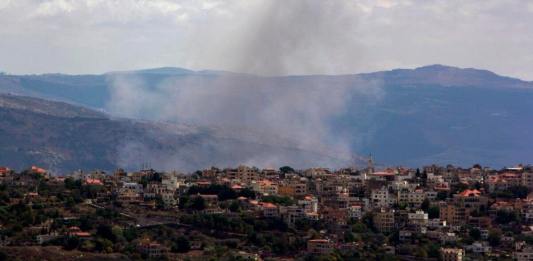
[[1, 0, 532, 80]]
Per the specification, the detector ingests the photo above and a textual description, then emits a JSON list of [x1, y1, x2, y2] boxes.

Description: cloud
[[0, 0, 532, 80]]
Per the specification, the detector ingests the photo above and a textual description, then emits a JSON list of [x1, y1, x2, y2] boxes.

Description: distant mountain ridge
[[1, 65, 532, 170], [1, 64, 531, 109], [361, 64, 532, 89]]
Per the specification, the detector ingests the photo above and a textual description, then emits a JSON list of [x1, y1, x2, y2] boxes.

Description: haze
[[1, 0, 533, 80]]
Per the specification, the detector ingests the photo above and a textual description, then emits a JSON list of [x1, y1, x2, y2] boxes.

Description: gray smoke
[[184, 1, 364, 76], [107, 0, 383, 171]]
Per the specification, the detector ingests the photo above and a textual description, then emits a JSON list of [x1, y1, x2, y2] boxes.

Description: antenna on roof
[[367, 153, 374, 174]]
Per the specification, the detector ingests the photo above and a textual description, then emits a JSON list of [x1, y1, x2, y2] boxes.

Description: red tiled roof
[[0, 167, 9, 174], [31, 166, 46, 174], [458, 189, 481, 197], [72, 232, 91, 237], [231, 184, 243, 189], [309, 239, 330, 243], [372, 171, 395, 176], [85, 178, 103, 186], [261, 202, 277, 209]]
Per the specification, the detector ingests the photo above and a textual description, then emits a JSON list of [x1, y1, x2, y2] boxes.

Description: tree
[[96, 224, 116, 242], [421, 199, 430, 211], [279, 166, 295, 174], [111, 225, 124, 243], [454, 183, 469, 194], [229, 201, 240, 212], [436, 191, 448, 200], [427, 243, 440, 258], [469, 228, 481, 241], [344, 232, 356, 242], [239, 188, 256, 199], [261, 195, 294, 206], [428, 206, 440, 219], [172, 236, 191, 253], [64, 236, 80, 250], [64, 178, 81, 190], [190, 196, 206, 211], [95, 238, 113, 253], [80, 240, 96, 251], [179, 196, 189, 210], [123, 227, 138, 242], [488, 230, 501, 247], [352, 222, 369, 233]]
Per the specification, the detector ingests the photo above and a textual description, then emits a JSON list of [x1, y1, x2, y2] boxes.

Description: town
[[1, 161, 533, 261]]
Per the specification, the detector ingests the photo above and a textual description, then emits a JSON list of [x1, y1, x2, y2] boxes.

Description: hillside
[[1, 65, 532, 168], [0, 94, 346, 174]]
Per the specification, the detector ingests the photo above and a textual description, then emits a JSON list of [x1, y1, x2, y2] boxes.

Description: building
[[117, 190, 143, 204], [466, 241, 491, 254], [298, 195, 318, 213], [307, 239, 332, 255], [522, 172, 533, 190], [348, 205, 363, 220], [261, 202, 279, 218], [408, 210, 429, 231], [225, 166, 260, 185], [280, 205, 305, 225], [371, 186, 395, 208], [440, 189, 488, 226], [137, 240, 165, 258], [514, 246, 533, 261], [278, 184, 295, 197], [196, 194, 218, 208], [440, 248, 464, 261], [0, 167, 10, 177], [252, 179, 278, 195], [373, 208, 395, 233], [84, 178, 103, 186]]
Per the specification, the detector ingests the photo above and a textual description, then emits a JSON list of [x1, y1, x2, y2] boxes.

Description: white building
[[514, 247, 533, 261], [466, 241, 491, 254], [348, 205, 363, 220], [408, 210, 429, 229], [298, 195, 318, 213], [371, 186, 395, 208]]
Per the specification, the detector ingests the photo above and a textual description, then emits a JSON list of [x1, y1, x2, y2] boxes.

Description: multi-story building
[[298, 195, 318, 213], [371, 186, 395, 208], [373, 208, 395, 233], [281, 205, 306, 225], [521, 172, 533, 190], [137, 240, 165, 258], [440, 248, 464, 261], [224, 166, 260, 185], [348, 205, 363, 220], [408, 210, 429, 231], [440, 189, 488, 226], [251, 179, 278, 195], [261, 202, 279, 218], [514, 246, 533, 261], [307, 239, 332, 255]]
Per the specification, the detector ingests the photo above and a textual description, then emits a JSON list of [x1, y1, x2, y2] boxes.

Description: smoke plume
[[107, 1, 383, 171]]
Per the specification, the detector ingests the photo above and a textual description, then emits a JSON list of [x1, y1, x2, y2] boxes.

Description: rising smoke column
[[107, 0, 383, 171]]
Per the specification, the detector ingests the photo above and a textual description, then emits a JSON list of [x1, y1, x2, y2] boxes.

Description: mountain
[[1, 65, 532, 169], [360, 64, 532, 88], [0, 94, 347, 174]]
